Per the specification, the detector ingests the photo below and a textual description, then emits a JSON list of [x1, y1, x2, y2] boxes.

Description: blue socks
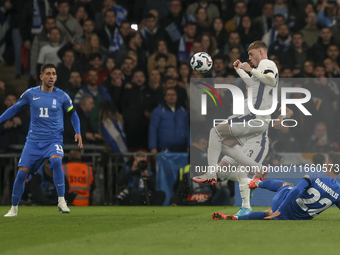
[[12, 170, 28, 206], [51, 157, 65, 197], [238, 211, 267, 220], [258, 180, 284, 192]]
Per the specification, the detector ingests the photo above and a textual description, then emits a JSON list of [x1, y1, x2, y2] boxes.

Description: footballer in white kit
[[193, 41, 281, 215]]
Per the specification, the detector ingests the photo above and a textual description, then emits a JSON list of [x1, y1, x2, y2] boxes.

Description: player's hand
[[233, 59, 241, 70], [264, 210, 281, 219], [239, 62, 252, 73], [75, 133, 83, 148], [274, 115, 284, 130]]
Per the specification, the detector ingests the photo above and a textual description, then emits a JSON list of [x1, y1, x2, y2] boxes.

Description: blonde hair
[[247, 41, 268, 52], [84, 34, 100, 55]]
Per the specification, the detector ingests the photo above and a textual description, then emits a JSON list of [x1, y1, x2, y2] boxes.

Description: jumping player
[[1, 64, 82, 217], [212, 152, 340, 220], [193, 41, 278, 185]]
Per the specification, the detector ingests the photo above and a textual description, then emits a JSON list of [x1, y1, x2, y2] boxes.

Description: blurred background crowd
[[0, 0, 340, 205]]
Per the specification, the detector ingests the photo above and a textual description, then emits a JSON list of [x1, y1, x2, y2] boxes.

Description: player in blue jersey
[[1, 64, 82, 217], [212, 151, 340, 220]]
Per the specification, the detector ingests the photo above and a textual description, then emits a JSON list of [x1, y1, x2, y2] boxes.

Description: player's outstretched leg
[[212, 210, 270, 220], [51, 156, 70, 213], [193, 127, 219, 184], [249, 179, 284, 192], [4, 169, 28, 217], [212, 212, 238, 220]]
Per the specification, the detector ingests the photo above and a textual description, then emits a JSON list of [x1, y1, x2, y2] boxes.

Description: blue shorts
[[18, 140, 64, 174], [271, 184, 293, 220]]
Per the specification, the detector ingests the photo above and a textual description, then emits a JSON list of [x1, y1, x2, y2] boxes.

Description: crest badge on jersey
[[52, 99, 57, 108]]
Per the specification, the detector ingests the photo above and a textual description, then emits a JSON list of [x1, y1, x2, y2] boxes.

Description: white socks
[[58, 197, 65, 203], [238, 177, 251, 208]]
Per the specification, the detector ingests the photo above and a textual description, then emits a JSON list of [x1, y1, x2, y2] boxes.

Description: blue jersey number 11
[[39, 107, 49, 118]]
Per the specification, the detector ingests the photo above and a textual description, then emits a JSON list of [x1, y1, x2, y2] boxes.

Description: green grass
[[1, 206, 339, 255]]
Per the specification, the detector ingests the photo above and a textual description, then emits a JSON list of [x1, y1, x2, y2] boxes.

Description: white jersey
[[248, 59, 279, 121]]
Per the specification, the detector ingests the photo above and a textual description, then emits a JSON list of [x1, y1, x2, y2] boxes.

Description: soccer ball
[[190, 52, 213, 73]]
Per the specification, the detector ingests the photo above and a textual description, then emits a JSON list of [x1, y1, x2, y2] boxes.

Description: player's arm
[[264, 177, 310, 219], [0, 90, 30, 124], [274, 107, 294, 130], [240, 60, 276, 87], [63, 94, 83, 148], [234, 59, 251, 83]]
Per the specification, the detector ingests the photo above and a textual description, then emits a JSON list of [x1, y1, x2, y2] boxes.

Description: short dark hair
[[41, 64, 56, 74], [186, 21, 197, 27], [88, 68, 98, 74], [50, 27, 61, 34], [105, 9, 115, 17], [163, 75, 175, 83], [120, 20, 131, 27], [110, 67, 122, 73], [63, 49, 74, 56], [155, 53, 168, 62], [273, 14, 285, 20], [83, 19, 94, 25], [145, 13, 156, 20], [123, 57, 134, 63], [45, 16, 55, 22], [328, 151, 340, 175], [314, 63, 325, 69], [88, 53, 102, 61], [164, 87, 177, 96], [57, 0, 69, 6], [5, 92, 17, 100]]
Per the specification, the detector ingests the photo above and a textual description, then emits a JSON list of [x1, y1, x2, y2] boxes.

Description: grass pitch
[[1, 206, 339, 255]]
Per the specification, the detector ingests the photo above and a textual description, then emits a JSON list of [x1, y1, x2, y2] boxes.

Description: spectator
[[149, 87, 189, 155], [178, 62, 191, 90], [237, 15, 262, 50], [293, 2, 316, 32], [324, 58, 340, 78], [97, 10, 123, 56], [115, 32, 146, 69], [225, 47, 240, 76], [223, 31, 246, 60], [82, 33, 111, 60], [302, 60, 314, 78], [95, 0, 127, 27], [201, 33, 218, 58], [195, 7, 210, 33], [140, 13, 166, 57], [210, 18, 228, 53], [178, 22, 197, 62], [74, 5, 88, 26], [155, 53, 169, 76], [330, 7, 340, 44], [225, 1, 247, 33], [165, 66, 179, 80], [65, 71, 83, 101], [30, 16, 56, 80], [317, 0, 337, 27], [102, 67, 123, 108], [74, 69, 112, 132], [99, 101, 127, 154], [105, 56, 115, 73], [160, 0, 186, 55], [148, 69, 164, 104], [56, 0, 83, 44], [163, 76, 188, 109], [147, 39, 177, 74], [121, 57, 135, 84], [262, 14, 285, 47], [304, 122, 337, 152], [55, 50, 81, 90], [280, 32, 311, 70], [62, 150, 94, 206], [310, 27, 335, 63], [206, 55, 225, 78], [117, 151, 165, 206], [81, 19, 95, 41], [186, 0, 220, 23], [326, 45, 340, 66], [268, 24, 291, 57], [81, 53, 110, 85], [36, 27, 63, 76], [253, 3, 274, 36], [274, 0, 288, 19], [119, 21, 132, 44], [0, 93, 29, 152], [299, 11, 320, 48], [121, 70, 155, 150], [28, 159, 74, 206]]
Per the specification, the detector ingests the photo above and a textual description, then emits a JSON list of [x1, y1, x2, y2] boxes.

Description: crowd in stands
[[1, 0, 340, 158]]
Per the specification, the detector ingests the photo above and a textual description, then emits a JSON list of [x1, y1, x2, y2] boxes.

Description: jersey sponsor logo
[[33, 97, 41, 100], [52, 99, 57, 108]]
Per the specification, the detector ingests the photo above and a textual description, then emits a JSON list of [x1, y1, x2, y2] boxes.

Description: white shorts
[[223, 113, 269, 146], [221, 130, 269, 167]]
